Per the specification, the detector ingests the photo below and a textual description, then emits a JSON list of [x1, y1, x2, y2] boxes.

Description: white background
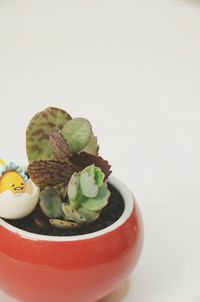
[[0, 0, 200, 301]]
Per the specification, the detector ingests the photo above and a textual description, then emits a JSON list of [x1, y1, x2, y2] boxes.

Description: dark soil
[[5, 184, 125, 236]]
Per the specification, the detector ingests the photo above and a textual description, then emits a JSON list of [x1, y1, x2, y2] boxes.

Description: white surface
[[0, 0, 200, 301]]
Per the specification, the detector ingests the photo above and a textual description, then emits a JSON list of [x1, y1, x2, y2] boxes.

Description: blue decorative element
[[0, 162, 28, 183]]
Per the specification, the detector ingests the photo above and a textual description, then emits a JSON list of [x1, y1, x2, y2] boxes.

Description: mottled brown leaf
[[26, 107, 72, 163], [49, 127, 71, 161], [70, 152, 112, 179], [28, 160, 77, 189]]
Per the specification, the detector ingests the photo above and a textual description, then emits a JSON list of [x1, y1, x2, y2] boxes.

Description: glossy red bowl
[[0, 176, 143, 302]]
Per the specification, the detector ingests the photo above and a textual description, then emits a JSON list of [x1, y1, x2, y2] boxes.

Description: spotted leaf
[[26, 107, 72, 163]]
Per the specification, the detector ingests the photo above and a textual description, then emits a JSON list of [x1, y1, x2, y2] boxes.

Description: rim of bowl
[[0, 175, 134, 242]]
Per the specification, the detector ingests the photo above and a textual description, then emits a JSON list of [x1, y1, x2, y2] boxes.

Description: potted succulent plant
[[0, 107, 143, 302]]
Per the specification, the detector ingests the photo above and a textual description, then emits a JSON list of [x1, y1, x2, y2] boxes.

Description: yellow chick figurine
[[0, 172, 25, 194], [0, 160, 28, 194]]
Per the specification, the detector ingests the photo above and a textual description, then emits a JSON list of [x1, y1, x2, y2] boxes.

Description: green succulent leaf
[[67, 165, 111, 223], [40, 187, 64, 218], [26, 107, 72, 163], [68, 173, 86, 209], [82, 184, 110, 211], [79, 165, 105, 197], [83, 133, 99, 155], [78, 206, 100, 223], [68, 173, 79, 201], [94, 166, 105, 187], [62, 118, 92, 153], [80, 170, 98, 198]]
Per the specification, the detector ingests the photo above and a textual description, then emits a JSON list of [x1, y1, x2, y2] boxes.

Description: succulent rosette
[[39, 165, 110, 229], [67, 165, 110, 222]]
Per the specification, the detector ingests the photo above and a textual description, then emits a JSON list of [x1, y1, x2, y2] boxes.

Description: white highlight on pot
[[0, 179, 40, 219]]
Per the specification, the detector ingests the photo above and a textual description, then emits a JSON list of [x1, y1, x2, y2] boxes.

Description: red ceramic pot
[[0, 176, 143, 302]]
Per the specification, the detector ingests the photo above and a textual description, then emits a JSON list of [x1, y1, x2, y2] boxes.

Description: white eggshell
[[0, 179, 40, 219]]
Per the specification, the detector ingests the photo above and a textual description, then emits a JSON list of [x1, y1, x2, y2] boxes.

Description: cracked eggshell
[[0, 179, 40, 219]]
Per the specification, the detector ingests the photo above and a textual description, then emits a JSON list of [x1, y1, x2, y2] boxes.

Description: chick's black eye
[[12, 184, 15, 187], [21, 183, 24, 185]]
